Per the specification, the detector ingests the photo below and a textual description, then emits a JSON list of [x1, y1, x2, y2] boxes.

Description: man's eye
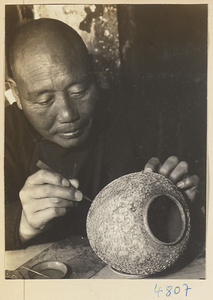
[[39, 96, 54, 105], [69, 88, 89, 99]]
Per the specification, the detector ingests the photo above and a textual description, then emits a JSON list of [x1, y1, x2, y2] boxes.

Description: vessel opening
[[147, 195, 185, 244]]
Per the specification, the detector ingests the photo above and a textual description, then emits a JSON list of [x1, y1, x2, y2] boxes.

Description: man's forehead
[[14, 43, 90, 84]]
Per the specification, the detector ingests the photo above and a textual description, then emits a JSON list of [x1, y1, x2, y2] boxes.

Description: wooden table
[[5, 235, 205, 279]]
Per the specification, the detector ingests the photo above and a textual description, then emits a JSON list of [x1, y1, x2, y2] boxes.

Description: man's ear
[[7, 78, 23, 110]]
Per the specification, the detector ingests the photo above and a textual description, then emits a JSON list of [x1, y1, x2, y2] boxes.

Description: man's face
[[14, 48, 99, 149]]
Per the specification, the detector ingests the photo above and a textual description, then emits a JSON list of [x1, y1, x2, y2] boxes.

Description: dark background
[[5, 4, 207, 208], [117, 5, 207, 208]]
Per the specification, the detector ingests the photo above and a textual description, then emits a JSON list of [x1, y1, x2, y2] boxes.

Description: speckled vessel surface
[[86, 171, 191, 276]]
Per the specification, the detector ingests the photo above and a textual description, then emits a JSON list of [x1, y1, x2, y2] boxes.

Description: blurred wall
[[117, 5, 207, 205]]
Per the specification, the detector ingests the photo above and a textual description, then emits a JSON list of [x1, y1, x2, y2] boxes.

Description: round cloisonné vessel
[[86, 171, 191, 277]]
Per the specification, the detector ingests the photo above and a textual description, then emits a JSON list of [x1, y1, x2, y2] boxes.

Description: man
[[5, 18, 200, 251]]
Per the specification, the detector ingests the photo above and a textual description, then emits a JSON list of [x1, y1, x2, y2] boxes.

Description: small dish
[[28, 261, 68, 279]]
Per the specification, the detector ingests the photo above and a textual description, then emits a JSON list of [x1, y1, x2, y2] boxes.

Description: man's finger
[[144, 157, 161, 172], [159, 156, 179, 177], [169, 161, 188, 183], [27, 169, 70, 187], [184, 185, 199, 202], [34, 198, 79, 211], [69, 178, 79, 189], [176, 175, 199, 190], [26, 184, 83, 201], [34, 207, 68, 229]]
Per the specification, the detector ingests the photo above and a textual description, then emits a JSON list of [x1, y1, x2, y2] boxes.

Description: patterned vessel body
[[86, 171, 191, 276]]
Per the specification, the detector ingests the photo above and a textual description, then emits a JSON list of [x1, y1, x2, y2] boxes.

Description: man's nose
[[57, 93, 80, 123]]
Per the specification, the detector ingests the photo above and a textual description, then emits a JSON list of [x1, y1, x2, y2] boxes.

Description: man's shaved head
[[9, 18, 90, 80], [8, 18, 99, 149]]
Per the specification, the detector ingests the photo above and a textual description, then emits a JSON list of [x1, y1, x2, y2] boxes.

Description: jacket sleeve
[[5, 104, 27, 250], [5, 201, 23, 250]]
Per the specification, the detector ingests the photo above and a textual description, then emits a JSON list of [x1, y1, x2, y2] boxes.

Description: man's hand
[[19, 169, 83, 243], [144, 156, 199, 202]]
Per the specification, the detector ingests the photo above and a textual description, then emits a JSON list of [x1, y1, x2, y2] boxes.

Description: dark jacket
[[5, 91, 138, 250]]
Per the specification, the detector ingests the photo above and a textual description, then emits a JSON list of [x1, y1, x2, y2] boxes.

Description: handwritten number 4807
[[154, 284, 191, 297]]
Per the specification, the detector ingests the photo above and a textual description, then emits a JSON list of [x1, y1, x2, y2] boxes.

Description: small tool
[[22, 266, 50, 278], [36, 160, 92, 203]]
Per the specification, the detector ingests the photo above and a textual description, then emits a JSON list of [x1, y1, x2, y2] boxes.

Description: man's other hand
[[144, 156, 199, 202]]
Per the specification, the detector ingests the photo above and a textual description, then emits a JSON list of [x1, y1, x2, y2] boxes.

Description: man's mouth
[[59, 128, 83, 139]]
